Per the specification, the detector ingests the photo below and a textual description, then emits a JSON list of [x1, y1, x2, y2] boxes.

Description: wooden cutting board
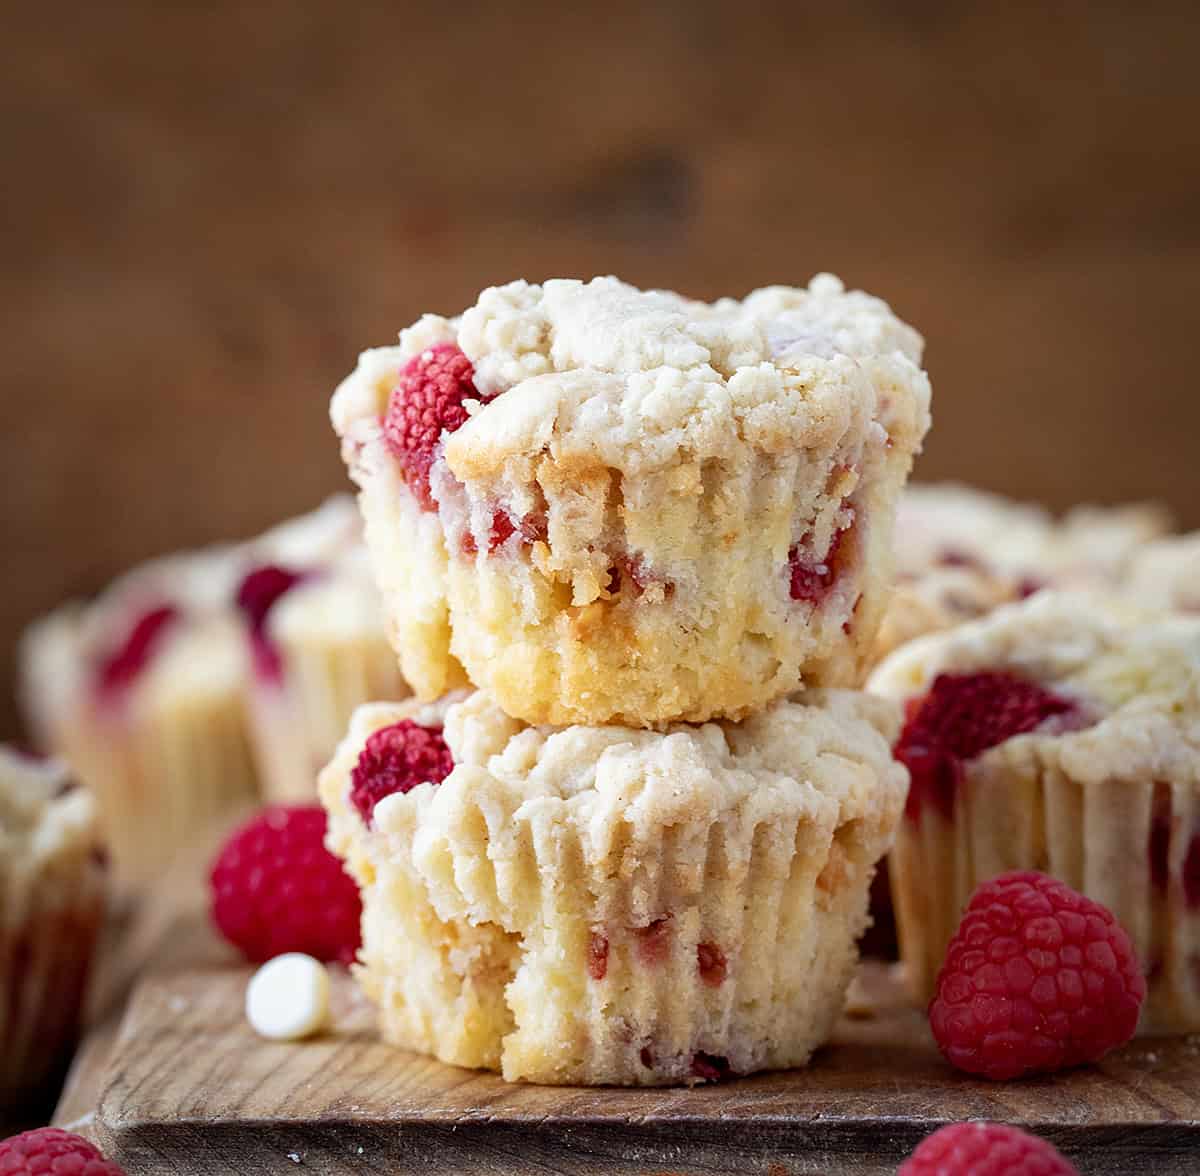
[[54, 914, 1200, 1176]]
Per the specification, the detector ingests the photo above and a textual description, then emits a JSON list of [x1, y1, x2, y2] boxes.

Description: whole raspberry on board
[[0, 1128, 128, 1176], [210, 805, 362, 964], [930, 871, 1144, 1080], [350, 719, 456, 824], [894, 671, 1078, 820], [384, 343, 486, 510], [898, 1122, 1079, 1176]]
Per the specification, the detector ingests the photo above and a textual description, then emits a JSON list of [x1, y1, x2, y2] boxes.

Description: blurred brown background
[[3, 1, 1199, 739]]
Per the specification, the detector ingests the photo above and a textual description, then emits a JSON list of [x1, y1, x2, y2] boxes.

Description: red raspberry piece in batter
[[95, 604, 178, 697], [587, 931, 609, 981], [384, 344, 488, 510], [929, 871, 1145, 1081], [895, 671, 1078, 821], [788, 522, 852, 603], [697, 942, 727, 987], [235, 563, 306, 680], [349, 718, 455, 825]]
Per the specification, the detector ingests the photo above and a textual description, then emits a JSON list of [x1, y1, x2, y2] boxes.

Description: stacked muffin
[[320, 274, 931, 1084]]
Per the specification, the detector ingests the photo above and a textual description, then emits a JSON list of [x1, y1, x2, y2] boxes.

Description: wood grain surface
[[5, 1, 1200, 743], [57, 947, 1200, 1176]]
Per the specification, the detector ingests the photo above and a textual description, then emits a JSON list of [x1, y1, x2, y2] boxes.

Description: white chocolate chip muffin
[[0, 749, 106, 1110], [871, 564, 1020, 666], [1124, 532, 1200, 615], [320, 688, 906, 1085], [868, 591, 1200, 1032], [332, 274, 931, 726], [19, 546, 257, 892], [236, 497, 409, 802], [874, 484, 1172, 667], [19, 498, 409, 878], [892, 484, 1170, 588]]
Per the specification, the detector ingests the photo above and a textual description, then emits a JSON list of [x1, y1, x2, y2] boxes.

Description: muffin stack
[[319, 274, 932, 1084]]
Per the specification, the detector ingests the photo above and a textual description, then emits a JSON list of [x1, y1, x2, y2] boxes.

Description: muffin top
[[1125, 532, 1200, 614], [894, 483, 1170, 585], [0, 747, 100, 872], [19, 496, 376, 721], [326, 686, 905, 842], [868, 591, 1200, 786], [331, 274, 931, 479]]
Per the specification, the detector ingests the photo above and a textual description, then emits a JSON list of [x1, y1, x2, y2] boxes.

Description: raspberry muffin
[[333, 274, 931, 726], [320, 688, 906, 1085], [868, 591, 1200, 1032], [1124, 532, 1200, 615], [892, 484, 1170, 589], [19, 546, 256, 891], [236, 497, 408, 801], [0, 749, 106, 1110], [874, 485, 1172, 666]]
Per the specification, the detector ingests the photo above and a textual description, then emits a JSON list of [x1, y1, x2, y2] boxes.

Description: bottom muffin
[[320, 688, 905, 1086], [868, 591, 1200, 1032], [0, 748, 106, 1110]]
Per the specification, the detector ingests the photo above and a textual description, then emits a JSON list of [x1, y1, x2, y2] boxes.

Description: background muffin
[[869, 591, 1200, 1032], [0, 749, 106, 1110]]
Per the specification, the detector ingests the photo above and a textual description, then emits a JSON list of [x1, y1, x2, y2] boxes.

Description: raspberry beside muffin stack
[[869, 591, 1200, 1032], [321, 274, 931, 1085]]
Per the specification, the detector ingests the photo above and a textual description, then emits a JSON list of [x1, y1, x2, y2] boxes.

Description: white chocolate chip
[[245, 953, 331, 1041]]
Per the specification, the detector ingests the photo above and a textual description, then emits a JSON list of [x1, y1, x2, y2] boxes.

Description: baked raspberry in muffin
[[332, 274, 931, 726], [868, 591, 1200, 1031], [320, 687, 906, 1085], [19, 545, 256, 891], [0, 748, 106, 1110], [235, 497, 408, 801]]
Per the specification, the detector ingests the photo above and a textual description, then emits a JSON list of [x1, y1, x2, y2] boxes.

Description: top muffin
[[333, 275, 931, 726]]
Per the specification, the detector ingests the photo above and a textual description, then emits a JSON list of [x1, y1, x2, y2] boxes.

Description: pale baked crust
[[320, 688, 906, 1085], [333, 275, 931, 725]]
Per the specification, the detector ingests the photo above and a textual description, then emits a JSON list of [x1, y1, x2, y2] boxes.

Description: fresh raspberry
[[0, 1128, 128, 1175], [896, 672, 1079, 821], [788, 522, 852, 603], [481, 508, 547, 553], [349, 719, 455, 824], [898, 1122, 1079, 1176], [384, 343, 487, 510], [210, 805, 362, 965], [930, 871, 1145, 1080], [95, 604, 178, 696], [235, 564, 306, 679]]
